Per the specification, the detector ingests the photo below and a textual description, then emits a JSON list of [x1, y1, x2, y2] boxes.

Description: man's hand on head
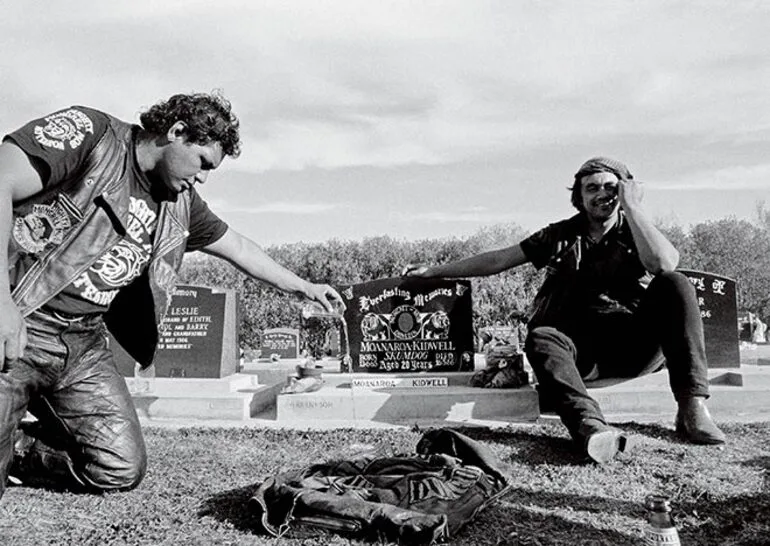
[[619, 178, 645, 213]]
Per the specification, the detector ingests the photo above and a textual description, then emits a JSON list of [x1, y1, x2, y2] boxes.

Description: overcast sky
[[2, 1, 769, 246]]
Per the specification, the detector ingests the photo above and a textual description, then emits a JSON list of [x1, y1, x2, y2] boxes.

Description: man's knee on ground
[[81, 446, 147, 492]]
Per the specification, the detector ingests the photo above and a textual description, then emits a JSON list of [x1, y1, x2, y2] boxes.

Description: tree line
[[179, 203, 770, 351]]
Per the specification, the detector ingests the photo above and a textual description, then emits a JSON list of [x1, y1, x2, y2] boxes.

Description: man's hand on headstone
[[0, 297, 27, 369], [401, 263, 430, 278], [306, 283, 345, 315]]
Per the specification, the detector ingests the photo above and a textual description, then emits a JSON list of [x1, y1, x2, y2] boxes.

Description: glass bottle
[[300, 300, 344, 320], [644, 494, 680, 545]]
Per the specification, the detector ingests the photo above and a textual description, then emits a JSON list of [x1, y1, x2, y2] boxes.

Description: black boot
[[675, 396, 726, 445]]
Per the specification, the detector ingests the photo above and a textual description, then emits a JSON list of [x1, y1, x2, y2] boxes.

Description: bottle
[[644, 494, 680, 545], [300, 300, 344, 320], [133, 362, 156, 394]]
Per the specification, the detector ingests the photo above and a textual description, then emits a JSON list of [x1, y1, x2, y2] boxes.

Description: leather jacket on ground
[[250, 429, 511, 544]]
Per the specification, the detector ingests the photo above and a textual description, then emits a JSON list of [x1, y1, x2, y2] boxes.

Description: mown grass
[[1, 421, 768, 545]]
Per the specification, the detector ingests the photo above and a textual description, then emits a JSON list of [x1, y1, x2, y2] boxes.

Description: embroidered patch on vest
[[13, 203, 72, 254], [33, 109, 94, 150]]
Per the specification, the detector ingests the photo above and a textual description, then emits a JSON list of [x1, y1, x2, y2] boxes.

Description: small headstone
[[338, 277, 474, 373], [112, 284, 238, 378], [260, 328, 300, 359], [680, 269, 740, 369]]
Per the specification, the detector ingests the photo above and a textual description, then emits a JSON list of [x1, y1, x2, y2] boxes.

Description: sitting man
[[403, 157, 725, 463]]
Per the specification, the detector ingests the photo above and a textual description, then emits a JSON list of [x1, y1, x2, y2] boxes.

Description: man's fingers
[[4, 337, 21, 361], [19, 325, 28, 355], [402, 264, 421, 276]]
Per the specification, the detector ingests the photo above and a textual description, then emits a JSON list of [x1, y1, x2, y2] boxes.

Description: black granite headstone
[[679, 269, 740, 368], [112, 284, 238, 378], [338, 277, 474, 373], [260, 328, 300, 359]]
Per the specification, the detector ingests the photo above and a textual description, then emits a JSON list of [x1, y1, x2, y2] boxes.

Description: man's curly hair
[[139, 91, 241, 158]]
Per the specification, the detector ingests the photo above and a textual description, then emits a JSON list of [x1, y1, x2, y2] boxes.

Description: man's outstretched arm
[[403, 244, 530, 279], [201, 227, 343, 312]]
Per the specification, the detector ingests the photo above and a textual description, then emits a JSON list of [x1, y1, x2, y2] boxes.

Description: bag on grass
[[470, 346, 529, 389], [249, 428, 512, 544]]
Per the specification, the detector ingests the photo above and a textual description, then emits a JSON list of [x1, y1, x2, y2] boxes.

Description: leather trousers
[[0, 308, 146, 499]]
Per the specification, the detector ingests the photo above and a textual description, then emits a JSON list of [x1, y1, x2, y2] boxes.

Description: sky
[[2, 1, 769, 246]]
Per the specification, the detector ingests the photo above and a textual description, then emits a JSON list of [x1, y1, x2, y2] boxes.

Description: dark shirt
[[4, 106, 228, 315], [520, 212, 652, 326]]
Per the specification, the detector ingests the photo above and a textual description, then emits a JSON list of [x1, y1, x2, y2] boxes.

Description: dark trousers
[[0, 309, 146, 499], [524, 271, 710, 440]]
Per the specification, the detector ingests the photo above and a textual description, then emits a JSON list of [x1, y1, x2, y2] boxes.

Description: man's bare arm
[[619, 178, 679, 273], [201, 227, 343, 312], [403, 244, 530, 278], [0, 142, 46, 364]]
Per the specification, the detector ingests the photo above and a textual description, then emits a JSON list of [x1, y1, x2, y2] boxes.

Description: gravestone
[[338, 276, 474, 373], [680, 269, 740, 368], [260, 328, 300, 359], [112, 284, 239, 378]]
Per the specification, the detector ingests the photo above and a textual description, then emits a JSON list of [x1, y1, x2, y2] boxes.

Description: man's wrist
[[296, 279, 314, 299], [621, 203, 644, 218]]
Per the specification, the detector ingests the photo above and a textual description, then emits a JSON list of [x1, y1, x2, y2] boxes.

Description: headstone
[[680, 269, 740, 368], [112, 284, 239, 378], [738, 312, 753, 341], [338, 276, 474, 373], [260, 328, 300, 359]]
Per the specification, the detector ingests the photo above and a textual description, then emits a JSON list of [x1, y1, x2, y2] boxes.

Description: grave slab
[[126, 374, 281, 420], [274, 378, 539, 424], [586, 365, 770, 417]]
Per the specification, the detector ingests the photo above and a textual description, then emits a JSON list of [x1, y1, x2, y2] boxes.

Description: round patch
[[426, 310, 450, 339], [13, 203, 71, 254], [33, 109, 94, 150]]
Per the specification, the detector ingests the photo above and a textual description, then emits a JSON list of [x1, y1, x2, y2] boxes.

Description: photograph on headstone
[[679, 269, 740, 369], [111, 284, 239, 379], [337, 276, 474, 373]]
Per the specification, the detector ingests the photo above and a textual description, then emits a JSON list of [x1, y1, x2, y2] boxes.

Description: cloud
[[2, 0, 768, 245], [206, 199, 342, 215], [393, 206, 512, 224], [656, 164, 770, 191]]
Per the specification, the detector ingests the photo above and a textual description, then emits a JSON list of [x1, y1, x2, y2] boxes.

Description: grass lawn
[[0, 420, 768, 545]]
